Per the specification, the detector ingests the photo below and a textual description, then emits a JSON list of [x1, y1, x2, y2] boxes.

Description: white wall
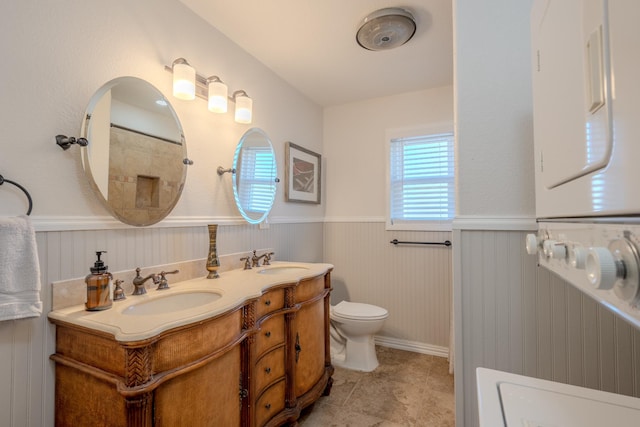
[[0, 0, 324, 222], [323, 87, 454, 353], [0, 1, 326, 426], [324, 86, 454, 219], [454, 0, 535, 218]]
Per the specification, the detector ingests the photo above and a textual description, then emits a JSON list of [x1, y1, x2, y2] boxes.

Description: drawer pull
[[265, 299, 271, 306], [265, 331, 271, 338], [265, 403, 271, 410], [265, 367, 271, 374]]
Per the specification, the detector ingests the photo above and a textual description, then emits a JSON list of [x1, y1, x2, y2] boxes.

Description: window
[[386, 124, 455, 230], [237, 146, 276, 214]]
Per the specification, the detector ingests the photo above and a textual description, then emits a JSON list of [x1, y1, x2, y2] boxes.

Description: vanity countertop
[[48, 262, 333, 342]]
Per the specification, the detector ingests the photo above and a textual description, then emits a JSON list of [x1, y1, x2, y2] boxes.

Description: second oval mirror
[[232, 128, 277, 224], [81, 77, 188, 226]]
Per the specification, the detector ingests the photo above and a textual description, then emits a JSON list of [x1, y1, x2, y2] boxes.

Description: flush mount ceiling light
[[356, 7, 416, 51]]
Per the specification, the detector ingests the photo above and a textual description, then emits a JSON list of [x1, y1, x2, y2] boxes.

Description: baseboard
[[374, 335, 449, 359]]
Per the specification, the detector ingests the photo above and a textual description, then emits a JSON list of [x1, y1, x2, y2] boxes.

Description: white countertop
[[48, 262, 333, 342]]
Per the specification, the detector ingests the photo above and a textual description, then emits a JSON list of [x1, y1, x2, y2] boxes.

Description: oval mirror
[[232, 128, 277, 224], [80, 77, 187, 226]]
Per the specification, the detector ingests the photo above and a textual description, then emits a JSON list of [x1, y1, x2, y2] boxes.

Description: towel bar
[[0, 175, 33, 215]]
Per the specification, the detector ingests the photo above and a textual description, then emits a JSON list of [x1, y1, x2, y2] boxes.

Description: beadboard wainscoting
[[454, 228, 640, 427], [323, 221, 452, 355], [0, 221, 323, 427]]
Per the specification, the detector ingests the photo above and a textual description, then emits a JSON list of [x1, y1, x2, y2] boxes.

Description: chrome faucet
[[132, 268, 159, 295]]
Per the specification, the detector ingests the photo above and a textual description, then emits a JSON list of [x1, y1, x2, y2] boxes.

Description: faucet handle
[[156, 270, 179, 290], [240, 256, 251, 270], [113, 279, 126, 301], [263, 252, 275, 266]]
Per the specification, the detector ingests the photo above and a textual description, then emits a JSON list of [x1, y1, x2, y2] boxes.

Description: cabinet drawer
[[295, 275, 325, 303], [255, 379, 285, 427], [255, 346, 285, 394], [255, 315, 285, 357], [256, 288, 284, 319]]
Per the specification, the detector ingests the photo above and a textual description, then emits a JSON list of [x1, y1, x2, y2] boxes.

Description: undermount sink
[[121, 290, 223, 316], [257, 265, 309, 275]]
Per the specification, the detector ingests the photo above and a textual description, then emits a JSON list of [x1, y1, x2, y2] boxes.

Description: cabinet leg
[[323, 376, 334, 396]]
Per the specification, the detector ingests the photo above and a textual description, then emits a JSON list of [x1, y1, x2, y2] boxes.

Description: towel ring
[[0, 175, 33, 216]]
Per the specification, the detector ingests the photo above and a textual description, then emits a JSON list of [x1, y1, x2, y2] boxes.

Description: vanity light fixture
[[233, 90, 253, 124], [165, 58, 253, 123], [171, 58, 196, 100]]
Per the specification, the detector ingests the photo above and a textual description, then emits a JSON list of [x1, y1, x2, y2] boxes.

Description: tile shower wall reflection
[[108, 127, 183, 224]]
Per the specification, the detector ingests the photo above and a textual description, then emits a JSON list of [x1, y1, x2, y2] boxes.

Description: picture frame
[[285, 142, 321, 204]]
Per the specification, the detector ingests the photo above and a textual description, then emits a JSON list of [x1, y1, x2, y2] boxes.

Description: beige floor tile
[[299, 347, 455, 427]]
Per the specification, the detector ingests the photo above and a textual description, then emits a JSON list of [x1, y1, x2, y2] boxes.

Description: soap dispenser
[[85, 251, 113, 311]]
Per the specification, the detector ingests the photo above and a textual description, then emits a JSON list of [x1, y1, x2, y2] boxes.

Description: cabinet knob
[[265, 299, 271, 306], [265, 403, 271, 410], [265, 331, 271, 338], [265, 367, 271, 374]]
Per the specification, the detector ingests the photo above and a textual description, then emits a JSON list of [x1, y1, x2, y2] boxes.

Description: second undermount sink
[[257, 265, 309, 275], [121, 290, 223, 316]]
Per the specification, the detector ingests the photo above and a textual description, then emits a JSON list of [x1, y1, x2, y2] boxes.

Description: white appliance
[[528, 0, 640, 328], [477, 368, 640, 426], [532, 0, 640, 218]]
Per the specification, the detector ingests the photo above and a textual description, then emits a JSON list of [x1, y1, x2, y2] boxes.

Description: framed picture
[[285, 142, 321, 204]]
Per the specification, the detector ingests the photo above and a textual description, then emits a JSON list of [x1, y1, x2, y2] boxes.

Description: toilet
[[329, 301, 389, 372]]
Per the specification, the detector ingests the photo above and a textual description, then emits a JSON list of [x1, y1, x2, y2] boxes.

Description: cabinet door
[[153, 345, 242, 427], [293, 298, 326, 397]]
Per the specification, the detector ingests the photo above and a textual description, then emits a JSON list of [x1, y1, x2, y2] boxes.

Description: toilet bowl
[[329, 301, 388, 372]]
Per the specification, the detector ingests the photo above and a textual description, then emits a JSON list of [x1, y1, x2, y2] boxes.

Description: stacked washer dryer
[[478, 1, 640, 425]]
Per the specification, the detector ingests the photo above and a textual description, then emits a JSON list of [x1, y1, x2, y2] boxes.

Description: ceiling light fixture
[[165, 59, 253, 123], [356, 7, 416, 51]]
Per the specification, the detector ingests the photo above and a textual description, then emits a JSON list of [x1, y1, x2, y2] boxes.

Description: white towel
[[0, 216, 42, 321]]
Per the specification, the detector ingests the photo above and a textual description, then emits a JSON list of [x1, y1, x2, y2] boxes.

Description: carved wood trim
[[126, 393, 152, 427], [125, 346, 153, 387]]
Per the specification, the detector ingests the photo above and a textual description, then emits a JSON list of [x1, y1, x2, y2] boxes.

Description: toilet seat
[[331, 301, 388, 321]]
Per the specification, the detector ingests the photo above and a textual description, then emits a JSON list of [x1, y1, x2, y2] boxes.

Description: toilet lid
[[332, 301, 388, 320]]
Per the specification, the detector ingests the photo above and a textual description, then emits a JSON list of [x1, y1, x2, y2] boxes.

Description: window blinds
[[390, 132, 455, 223], [238, 147, 276, 214]]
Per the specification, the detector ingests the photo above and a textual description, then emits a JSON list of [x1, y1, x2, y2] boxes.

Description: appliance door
[[532, 0, 640, 218], [477, 368, 640, 427]]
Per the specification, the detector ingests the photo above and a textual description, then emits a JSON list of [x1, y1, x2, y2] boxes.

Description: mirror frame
[[232, 128, 278, 224], [80, 76, 188, 226]]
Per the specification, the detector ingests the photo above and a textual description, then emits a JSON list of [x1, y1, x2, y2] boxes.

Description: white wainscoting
[[0, 222, 323, 427], [454, 228, 640, 427], [323, 221, 453, 353]]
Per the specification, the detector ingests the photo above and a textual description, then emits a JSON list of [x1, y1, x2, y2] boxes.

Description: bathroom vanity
[[48, 263, 334, 427]]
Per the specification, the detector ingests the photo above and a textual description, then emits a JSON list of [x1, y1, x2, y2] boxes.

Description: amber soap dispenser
[[85, 251, 113, 311]]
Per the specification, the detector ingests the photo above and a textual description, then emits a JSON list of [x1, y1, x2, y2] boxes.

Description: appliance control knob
[[525, 234, 539, 255], [569, 245, 587, 269], [586, 247, 621, 290], [542, 240, 566, 260]]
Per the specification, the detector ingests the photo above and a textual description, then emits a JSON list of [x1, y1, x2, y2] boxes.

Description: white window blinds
[[238, 147, 276, 214], [389, 132, 455, 224]]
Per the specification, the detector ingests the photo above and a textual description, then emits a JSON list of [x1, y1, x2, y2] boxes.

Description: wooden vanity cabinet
[[51, 307, 245, 427], [50, 270, 333, 427]]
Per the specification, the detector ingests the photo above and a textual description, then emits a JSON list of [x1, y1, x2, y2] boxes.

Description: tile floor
[[298, 346, 455, 426]]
